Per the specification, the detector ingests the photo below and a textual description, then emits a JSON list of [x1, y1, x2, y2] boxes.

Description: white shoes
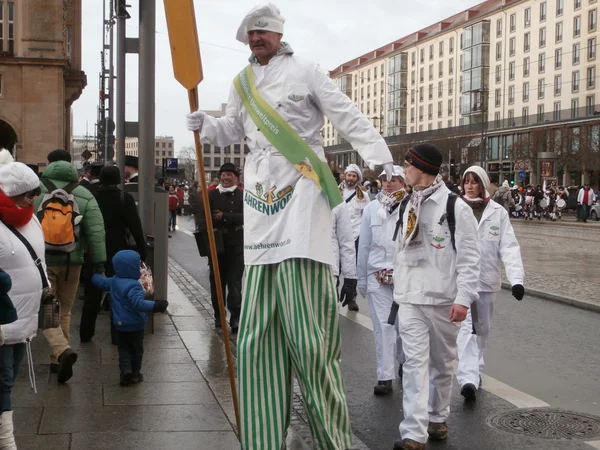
[[0, 411, 17, 450]]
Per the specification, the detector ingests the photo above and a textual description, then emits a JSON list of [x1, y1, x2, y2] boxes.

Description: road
[[170, 216, 600, 450]]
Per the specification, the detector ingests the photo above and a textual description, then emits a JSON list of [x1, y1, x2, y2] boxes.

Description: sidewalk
[[11, 275, 309, 450]]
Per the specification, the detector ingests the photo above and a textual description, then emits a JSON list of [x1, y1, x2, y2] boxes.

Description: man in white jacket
[[186, 5, 393, 449], [332, 202, 358, 309], [358, 165, 406, 396], [392, 144, 480, 450], [577, 183, 596, 222]]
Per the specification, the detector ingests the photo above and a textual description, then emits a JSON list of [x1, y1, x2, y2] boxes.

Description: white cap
[[463, 165, 491, 197], [0, 162, 40, 197], [0, 149, 14, 165], [236, 4, 285, 45], [344, 164, 362, 182], [379, 165, 405, 180]]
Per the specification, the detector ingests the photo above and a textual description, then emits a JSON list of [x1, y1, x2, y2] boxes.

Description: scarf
[[462, 194, 490, 223], [339, 182, 364, 201], [0, 191, 34, 228], [377, 189, 406, 219], [217, 184, 238, 194]]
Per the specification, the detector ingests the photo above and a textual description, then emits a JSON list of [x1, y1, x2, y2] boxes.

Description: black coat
[[94, 185, 147, 269], [198, 188, 244, 247], [79, 179, 100, 195]]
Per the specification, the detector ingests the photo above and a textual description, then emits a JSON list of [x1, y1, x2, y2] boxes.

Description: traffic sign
[[165, 157, 178, 172], [518, 170, 527, 180], [81, 149, 92, 161]]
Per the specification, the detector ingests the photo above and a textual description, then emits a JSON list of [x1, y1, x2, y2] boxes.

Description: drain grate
[[486, 408, 600, 440]]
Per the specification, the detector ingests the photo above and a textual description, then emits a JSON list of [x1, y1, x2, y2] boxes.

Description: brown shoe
[[427, 422, 448, 440], [393, 438, 426, 450]]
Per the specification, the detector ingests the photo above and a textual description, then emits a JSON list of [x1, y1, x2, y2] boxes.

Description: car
[[590, 203, 600, 221]]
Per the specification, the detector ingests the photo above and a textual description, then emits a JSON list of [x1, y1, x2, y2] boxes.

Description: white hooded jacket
[[331, 203, 356, 279]]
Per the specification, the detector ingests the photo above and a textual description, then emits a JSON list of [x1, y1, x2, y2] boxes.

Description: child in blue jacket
[[92, 250, 168, 386]]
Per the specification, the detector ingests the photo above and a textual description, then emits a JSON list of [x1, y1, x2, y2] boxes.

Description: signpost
[[518, 170, 527, 180], [163, 0, 240, 437]]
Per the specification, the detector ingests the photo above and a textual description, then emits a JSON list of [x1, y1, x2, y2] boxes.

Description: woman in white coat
[[456, 166, 525, 402], [0, 162, 46, 449]]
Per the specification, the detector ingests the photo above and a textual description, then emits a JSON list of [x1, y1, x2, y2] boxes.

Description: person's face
[[248, 30, 282, 62], [345, 172, 358, 187], [382, 176, 404, 193], [169, 186, 175, 193], [220, 171, 238, 188], [402, 162, 421, 187], [463, 173, 482, 198], [11, 188, 41, 208], [124, 165, 136, 177]]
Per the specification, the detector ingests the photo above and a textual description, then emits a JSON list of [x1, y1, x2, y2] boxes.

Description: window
[[449, 78, 454, 95], [571, 98, 579, 117], [203, 144, 211, 154], [448, 119, 453, 127], [234, 144, 241, 154], [411, 51, 416, 67], [429, 84, 433, 100], [590, 9, 597, 32], [449, 58, 454, 75], [234, 157, 241, 167], [556, 0, 563, 16], [411, 71, 415, 86], [411, 90, 415, 104], [449, 37, 454, 54], [572, 71, 580, 92], [214, 157, 221, 167], [419, 105, 423, 121], [162, 150, 166, 156], [522, 107, 529, 124], [554, 102, 561, 120], [495, 112, 501, 124], [555, 48, 562, 69], [555, 75, 562, 94], [0, 2, 15, 55], [523, 82, 530, 101], [420, 48, 424, 63], [586, 95, 595, 115], [439, 61, 443, 77], [214, 146, 221, 154], [539, 28, 546, 48], [589, 38, 597, 60], [525, 32, 531, 52], [587, 66, 596, 89], [524, 57, 530, 76], [496, 42, 502, 60], [360, 87, 364, 99], [510, 13, 516, 32], [224, 157, 231, 164], [439, 41, 444, 57], [538, 79, 545, 98], [556, 22, 563, 42], [540, 2, 547, 21], [428, 104, 433, 119], [438, 101, 443, 117], [495, 88, 501, 106], [574, 16, 581, 37], [429, 45, 434, 61], [367, 69, 371, 81], [496, 18, 503, 37], [573, 43, 581, 64], [509, 37, 516, 56], [155, 142, 159, 148], [438, 81, 443, 97], [448, 99, 453, 115], [574, 0, 581, 10], [419, 68, 424, 82], [203, 157, 210, 166], [496, 65, 502, 83], [429, 64, 433, 80], [509, 85, 515, 104], [419, 86, 423, 101], [508, 109, 515, 121], [539, 53, 546, 73], [524, 7, 531, 26], [509, 61, 516, 80], [537, 104, 545, 122]]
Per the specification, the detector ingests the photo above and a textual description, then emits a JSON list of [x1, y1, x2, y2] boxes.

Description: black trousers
[[80, 263, 116, 343], [117, 330, 144, 376], [208, 244, 244, 322]]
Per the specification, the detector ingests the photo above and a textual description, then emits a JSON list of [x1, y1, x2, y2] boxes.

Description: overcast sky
[[72, 0, 475, 155]]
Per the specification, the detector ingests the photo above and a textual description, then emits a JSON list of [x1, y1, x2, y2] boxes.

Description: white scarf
[[463, 193, 485, 203], [217, 184, 238, 194], [377, 189, 406, 219]]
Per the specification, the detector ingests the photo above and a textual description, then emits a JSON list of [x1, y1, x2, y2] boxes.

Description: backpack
[[36, 179, 81, 253], [393, 193, 459, 251], [493, 189, 509, 206]]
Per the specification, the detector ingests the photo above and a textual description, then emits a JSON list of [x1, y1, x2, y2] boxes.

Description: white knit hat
[[463, 165, 490, 198], [0, 149, 14, 165], [0, 162, 40, 197], [344, 164, 362, 182], [236, 4, 285, 45], [379, 165, 405, 180]]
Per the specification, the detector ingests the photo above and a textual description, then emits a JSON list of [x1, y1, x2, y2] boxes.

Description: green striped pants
[[238, 258, 352, 450]]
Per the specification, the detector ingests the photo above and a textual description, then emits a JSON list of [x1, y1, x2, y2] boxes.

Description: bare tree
[[178, 145, 198, 182]]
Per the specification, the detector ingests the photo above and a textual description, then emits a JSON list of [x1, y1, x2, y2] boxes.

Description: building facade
[[0, 0, 86, 164], [325, 0, 600, 187], [71, 135, 96, 170], [124, 136, 175, 167]]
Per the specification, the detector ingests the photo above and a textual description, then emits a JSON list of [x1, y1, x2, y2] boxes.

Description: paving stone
[[12, 408, 43, 436], [101, 347, 193, 365], [70, 431, 239, 450], [12, 381, 103, 407], [171, 315, 214, 331], [15, 434, 71, 450], [39, 405, 232, 433], [103, 381, 218, 406]]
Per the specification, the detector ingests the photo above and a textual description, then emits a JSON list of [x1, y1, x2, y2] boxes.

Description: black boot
[[374, 380, 393, 395], [57, 349, 78, 384], [347, 300, 359, 312], [461, 383, 477, 402], [229, 317, 239, 334]]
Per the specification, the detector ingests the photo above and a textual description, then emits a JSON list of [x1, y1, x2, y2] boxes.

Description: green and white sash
[[233, 65, 343, 209]]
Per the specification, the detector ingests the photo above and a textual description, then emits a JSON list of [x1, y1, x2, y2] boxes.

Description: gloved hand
[[383, 162, 394, 181], [512, 284, 525, 301], [339, 278, 357, 307], [186, 111, 206, 132], [153, 300, 169, 313]]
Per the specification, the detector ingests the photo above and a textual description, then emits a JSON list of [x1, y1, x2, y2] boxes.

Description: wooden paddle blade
[[163, 0, 204, 89]]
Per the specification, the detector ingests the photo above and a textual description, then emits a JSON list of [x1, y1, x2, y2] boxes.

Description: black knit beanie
[[99, 166, 121, 185], [405, 143, 442, 176], [47, 149, 72, 163]]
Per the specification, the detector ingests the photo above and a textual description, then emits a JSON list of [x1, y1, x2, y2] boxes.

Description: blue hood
[[112, 250, 141, 280]]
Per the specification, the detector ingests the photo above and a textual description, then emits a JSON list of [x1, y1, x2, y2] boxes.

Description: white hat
[[236, 4, 285, 45], [344, 164, 362, 182], [502, 180, 510, 188], [0, 149, 14, 165], [379, 165, 405, 180], [0, 162, 40, 197], [463, 165, 490, 197]]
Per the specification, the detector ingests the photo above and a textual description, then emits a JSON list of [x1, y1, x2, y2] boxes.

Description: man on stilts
[[186, 4, 393, 449]]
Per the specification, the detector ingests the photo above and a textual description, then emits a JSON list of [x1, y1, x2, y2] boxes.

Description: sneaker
[[132, 373, 144, 384], [393, 439, 426, 450], [57, 349, 78, 384], [373, 380, 393, 396], [461, 383, 477, 402], [120, 372, 133, 386], [427, 422, 448, 440], [347, 300, 359, 312]]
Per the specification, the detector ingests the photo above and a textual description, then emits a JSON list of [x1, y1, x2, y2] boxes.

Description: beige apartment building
[[0, 0, 86, 164], [325, 0, 600, 186], [124, 136, 175, 167]]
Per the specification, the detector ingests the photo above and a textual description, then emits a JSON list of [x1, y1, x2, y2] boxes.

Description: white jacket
[[393, 185, 480, 308], [331, 203, 356, 279], [345, 189, 371, 240], [0, 217, 45, 345], [577, 188, 596, 206], [200, 44, 392, 266], [357, 199, 399, 291], [476, 200, 524, 292]]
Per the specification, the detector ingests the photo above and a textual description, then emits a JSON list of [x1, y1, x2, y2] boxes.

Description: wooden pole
[[163, 0, 240, 436]]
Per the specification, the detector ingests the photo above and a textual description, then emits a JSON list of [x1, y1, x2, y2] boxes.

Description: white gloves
[[186, 111, 206, 132], [383, 162, 394, 181]]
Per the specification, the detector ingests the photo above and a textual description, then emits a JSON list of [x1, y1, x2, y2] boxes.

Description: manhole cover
[[486, 408, 600, 440]]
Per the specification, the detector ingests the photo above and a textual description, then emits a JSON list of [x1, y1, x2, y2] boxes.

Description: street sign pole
[[163, 0, 240, 437]]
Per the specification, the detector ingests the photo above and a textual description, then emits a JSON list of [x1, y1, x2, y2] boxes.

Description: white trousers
[[398, 303, 461, 444], [367, 275, 405, 381], [456, 292, 495, 388]]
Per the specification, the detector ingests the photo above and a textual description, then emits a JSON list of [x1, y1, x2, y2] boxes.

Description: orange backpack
[[36, 180, 81, 253]]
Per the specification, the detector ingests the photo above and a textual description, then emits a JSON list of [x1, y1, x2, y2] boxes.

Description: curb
[[501, 282, 600, 314]]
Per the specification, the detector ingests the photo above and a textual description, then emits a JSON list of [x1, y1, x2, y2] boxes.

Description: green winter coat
[[34, 161, 107, 269]]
